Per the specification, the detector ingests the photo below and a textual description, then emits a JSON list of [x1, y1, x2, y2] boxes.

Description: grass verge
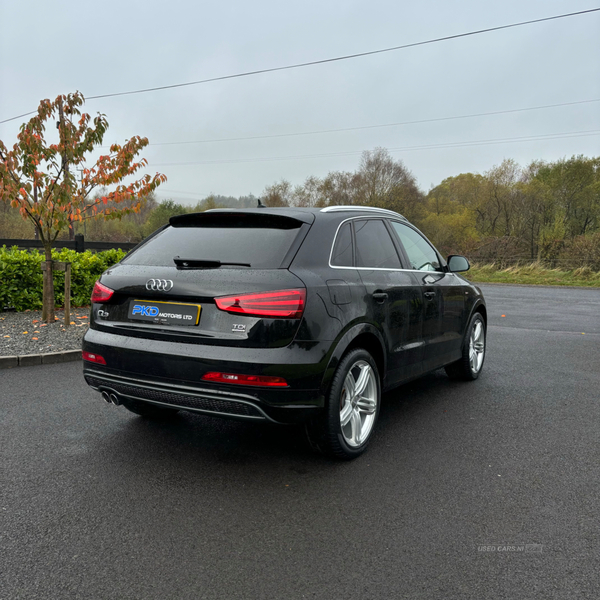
[[467, 263, 600, 287]]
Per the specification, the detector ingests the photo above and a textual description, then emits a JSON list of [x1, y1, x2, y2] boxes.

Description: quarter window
[[354, 219, 401, 269], [390, 221, 441, 271], [331, 222, 354, 267]]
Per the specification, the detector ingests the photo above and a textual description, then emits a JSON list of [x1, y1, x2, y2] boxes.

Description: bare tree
[[262, 180, 292, 206]]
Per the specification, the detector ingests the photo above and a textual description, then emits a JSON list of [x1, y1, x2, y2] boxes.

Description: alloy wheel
[[339, 360, 378, 447], [469, 320, 485, 374]]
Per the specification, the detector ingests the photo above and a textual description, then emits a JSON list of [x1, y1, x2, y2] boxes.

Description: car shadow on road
[[94, 368, 467, 475], [380, 368, 459, 422]]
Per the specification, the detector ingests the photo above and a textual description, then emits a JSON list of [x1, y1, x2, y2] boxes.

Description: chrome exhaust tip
[[101, 391, 111, 403], [109, 393, 121, 406]]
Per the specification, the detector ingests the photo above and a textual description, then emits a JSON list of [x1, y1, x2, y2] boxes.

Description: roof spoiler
[[169, 210, 314, 227]]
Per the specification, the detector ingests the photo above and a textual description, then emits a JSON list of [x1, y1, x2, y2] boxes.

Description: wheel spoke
[[350, 409, 362, 445], [477, 345, 484, 369], [356, 397, 376, 415], [353, 364, 371, 397], [344, 372, 356, 400], [340, 400, 353, 427]]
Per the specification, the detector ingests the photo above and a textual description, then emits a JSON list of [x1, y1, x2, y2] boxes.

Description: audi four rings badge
[[146, 279, 174, 291]]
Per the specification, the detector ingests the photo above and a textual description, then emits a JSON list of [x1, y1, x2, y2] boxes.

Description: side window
[[390, 222, 441, 271], [331, 222, 354, 267], [354, 219, 401, 269]]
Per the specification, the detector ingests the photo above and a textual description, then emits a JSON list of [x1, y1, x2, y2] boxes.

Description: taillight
[[91, 281, 114, 303], [215, 289, 306, 319], [201, 372, 288, 387], [82, 351, 106, 365]]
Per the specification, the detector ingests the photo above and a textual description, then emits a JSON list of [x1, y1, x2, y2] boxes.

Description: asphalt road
[[2, 284, 599, 600]]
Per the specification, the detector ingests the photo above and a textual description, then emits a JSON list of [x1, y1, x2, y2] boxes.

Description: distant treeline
[[260, 149, 600, 269], [2, 148, 598, 269], [0, 193, 259, 245]]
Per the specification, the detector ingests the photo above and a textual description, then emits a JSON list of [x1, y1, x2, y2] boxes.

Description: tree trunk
[[42, 246, 55, 324]]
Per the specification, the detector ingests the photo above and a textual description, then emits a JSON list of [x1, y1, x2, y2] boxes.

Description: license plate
[[128, 300, 201, 326]]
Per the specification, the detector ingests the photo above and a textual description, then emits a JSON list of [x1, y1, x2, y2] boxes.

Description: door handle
[[424, 291, 436, 300], [372, 292, 388, 303]]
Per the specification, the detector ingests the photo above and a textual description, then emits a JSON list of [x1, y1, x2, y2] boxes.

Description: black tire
[[120, 398, 180, 419], [445, 312, 486, 381], [306, 348, 381, 460]]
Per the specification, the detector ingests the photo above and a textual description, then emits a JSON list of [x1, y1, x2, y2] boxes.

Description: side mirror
[[447, 255, 470, 273]]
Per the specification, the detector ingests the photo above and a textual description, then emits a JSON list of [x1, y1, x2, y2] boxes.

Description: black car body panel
[[83, 206, 486, 426]]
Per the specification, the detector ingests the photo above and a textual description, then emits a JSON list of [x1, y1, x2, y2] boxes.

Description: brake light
[[215, 289, 306, 319], [91, 281, 114, 303], [201, 372, 288, 387], [82, 351, 106, 365]]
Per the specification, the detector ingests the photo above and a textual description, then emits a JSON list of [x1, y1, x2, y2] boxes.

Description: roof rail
[[320, 205, 406, 219]]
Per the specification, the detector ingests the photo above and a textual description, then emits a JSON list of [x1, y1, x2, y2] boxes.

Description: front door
[[389, 221, 466, 372]]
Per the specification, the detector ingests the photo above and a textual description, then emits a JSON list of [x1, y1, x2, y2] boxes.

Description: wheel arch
[[459, 299, 487, 353], [473, 301, 487, 325], [319, 323, 386, 395]]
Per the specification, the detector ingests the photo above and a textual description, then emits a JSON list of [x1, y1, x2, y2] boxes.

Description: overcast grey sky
[[1, 0, 599, 204]]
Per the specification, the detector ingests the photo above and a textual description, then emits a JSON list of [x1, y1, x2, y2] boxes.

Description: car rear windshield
[[122, 213, 304, 269]]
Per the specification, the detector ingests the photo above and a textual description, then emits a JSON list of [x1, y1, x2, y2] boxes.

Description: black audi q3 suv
[[82, 205, 487, 459]]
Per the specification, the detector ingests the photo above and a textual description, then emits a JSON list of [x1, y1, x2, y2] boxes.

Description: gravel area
[[0, 308, 90, 356]]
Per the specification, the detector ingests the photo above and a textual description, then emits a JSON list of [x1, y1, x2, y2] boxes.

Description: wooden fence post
[[74, 233, 85, 253], [64, 263, 71, 326]]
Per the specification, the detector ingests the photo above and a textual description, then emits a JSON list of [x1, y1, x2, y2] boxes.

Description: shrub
[[0, 246, 126, 311], [0, 247, 44, 311], [559, 233, 600, 271], [469, 236, 530, 267]]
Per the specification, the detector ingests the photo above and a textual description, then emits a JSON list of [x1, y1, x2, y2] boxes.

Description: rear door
[[388, 220, 466, 370], [351, 218, 423, 386]]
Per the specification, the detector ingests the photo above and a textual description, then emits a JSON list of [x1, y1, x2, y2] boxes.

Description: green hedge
[[0, 246, 127, 311]]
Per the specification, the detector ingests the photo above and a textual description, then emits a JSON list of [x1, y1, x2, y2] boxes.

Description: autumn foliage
[[0, 91, 167, 321]]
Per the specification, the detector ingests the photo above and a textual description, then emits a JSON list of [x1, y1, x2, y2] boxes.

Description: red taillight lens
[[215, 289, 306, 319], [82, 351, 106, 365], [201, 372, 288, 387], [91, 281, 114, 303]]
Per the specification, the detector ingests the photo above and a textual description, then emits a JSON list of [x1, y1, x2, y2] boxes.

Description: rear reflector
[[82, 351, 106, 365], [201, 372, 288, 387], [215, 289, 305, 319], [91, 281, 114, 303]]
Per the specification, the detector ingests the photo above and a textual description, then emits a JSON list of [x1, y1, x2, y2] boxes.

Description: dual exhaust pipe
[[101, 390, 121, 406]]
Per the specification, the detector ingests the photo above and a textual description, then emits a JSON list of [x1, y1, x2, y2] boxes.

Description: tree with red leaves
[[0, 92, 167, 322]]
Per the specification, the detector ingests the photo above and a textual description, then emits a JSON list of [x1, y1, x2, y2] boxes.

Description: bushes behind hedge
[[0, 246, 126, 311]]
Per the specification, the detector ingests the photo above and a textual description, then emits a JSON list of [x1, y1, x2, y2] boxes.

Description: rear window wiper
[[173, 257, 251, 269]]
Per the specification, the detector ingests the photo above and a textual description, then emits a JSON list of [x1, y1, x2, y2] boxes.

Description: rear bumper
[[82, 327, 329, 424]]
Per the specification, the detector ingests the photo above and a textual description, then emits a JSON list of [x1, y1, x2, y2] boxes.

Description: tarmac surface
[[2, 284, 599, 599]]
